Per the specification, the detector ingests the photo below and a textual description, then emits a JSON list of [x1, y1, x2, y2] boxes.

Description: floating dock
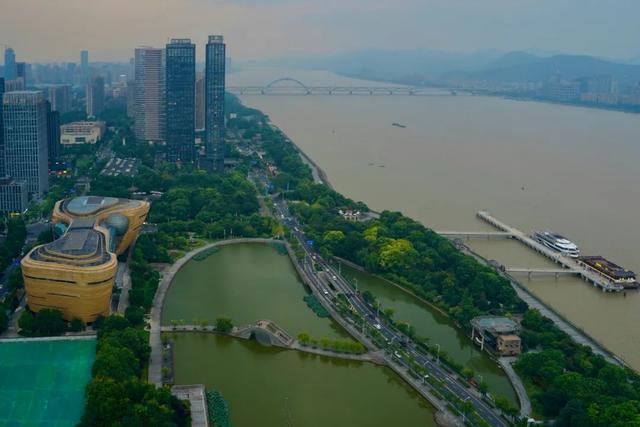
[[475, 211, 624, 292]]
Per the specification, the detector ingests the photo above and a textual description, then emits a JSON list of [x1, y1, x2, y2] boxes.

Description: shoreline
[[270, 118, 628, 369]]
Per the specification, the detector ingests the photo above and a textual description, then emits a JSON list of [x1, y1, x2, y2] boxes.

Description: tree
[[19, 309, 66, 337], [478, 380, 489, 396], [215, 317, 233, 334], [125, 306, 145, 326], [0, 309, 8, 333], [70, 318, 85, 332], [297, 332, 311, 345]]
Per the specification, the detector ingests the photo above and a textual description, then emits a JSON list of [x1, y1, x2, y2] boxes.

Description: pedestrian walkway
[[498, 357, 531, 417]]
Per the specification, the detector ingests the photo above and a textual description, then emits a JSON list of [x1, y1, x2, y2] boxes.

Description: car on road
[[393, 351, 402, 360], [374, 323, 382, 330], [323, 289, 329, 295]]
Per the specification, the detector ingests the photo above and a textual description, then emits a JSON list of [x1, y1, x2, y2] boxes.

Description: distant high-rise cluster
[[131, 35, 226, 169], [86, 76, 105, 117]]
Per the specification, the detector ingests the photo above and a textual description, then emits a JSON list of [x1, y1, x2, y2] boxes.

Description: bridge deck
[[476, 211, 623, 292]]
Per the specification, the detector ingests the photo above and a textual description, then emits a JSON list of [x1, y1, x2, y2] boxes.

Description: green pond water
[[163, 242, 515, 425], [172, 333, 436, 427], [162, 242, 344, 339]]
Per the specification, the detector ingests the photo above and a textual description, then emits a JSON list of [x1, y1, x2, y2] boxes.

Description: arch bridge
[[228, 78, 453, 96]]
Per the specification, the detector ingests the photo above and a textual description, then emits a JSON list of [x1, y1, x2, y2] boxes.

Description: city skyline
[[1, 0, 639, 63]]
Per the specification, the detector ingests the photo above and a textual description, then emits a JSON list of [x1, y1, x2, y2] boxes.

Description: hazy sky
[[1, 0, 639, 63]]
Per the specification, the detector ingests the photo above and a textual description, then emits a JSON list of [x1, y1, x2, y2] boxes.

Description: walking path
[[116, 239, 136, 314], [498, 357, 531, 417], [148, 238, 280, 386], [160, 324, 377, 362], [171, 385, 208, 427]]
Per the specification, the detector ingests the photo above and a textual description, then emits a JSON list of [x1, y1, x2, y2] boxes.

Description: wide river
[[231, 66, 640, 369]]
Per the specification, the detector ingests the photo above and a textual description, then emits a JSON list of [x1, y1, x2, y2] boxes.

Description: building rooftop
[[65, 196, 119, 216], [471, 316, 520, 335]]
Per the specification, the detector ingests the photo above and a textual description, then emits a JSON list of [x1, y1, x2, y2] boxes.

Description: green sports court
[[0, 337, 96, 426]]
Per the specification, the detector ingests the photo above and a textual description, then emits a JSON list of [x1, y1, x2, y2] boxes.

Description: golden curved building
[[21, 196, 150, 323]]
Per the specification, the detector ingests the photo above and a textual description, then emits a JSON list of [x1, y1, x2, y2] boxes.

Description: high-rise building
[[134, 47, 165, 142], [80, 50, 89, 83], [204, 35, 226, 171], [16, 62, 27, 87], [0, 78, 4, 176], [165, 39, 196, 162], [2, 91, 49, 195], [86, 76, 105, 117], [46, 101, 61, 161], [126, 81, 135, 118], [0, 178, 28, 214], [195, 73, 205, 130], [48, 84, 71, 113], [4, 48, 16, 81]]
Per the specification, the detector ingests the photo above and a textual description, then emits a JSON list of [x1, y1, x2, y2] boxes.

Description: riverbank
[[460, 242, 624, 367]]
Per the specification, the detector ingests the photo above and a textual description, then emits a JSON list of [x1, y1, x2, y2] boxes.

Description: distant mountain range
[[442, 52, 640, 87], [258, 49, 640, 88]]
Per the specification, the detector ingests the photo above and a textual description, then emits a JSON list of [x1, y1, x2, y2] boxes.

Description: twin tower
[[135, 36, 225, 171]]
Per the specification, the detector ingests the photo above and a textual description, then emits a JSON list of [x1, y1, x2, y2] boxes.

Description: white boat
[[531, 230, 580, 257]]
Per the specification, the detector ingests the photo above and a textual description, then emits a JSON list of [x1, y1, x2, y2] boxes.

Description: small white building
[[61, 121, 106, 145]]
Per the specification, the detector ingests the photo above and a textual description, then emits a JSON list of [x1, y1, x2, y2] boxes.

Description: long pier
[[475, 211, 623, 292], [436, 231, 515, 239]]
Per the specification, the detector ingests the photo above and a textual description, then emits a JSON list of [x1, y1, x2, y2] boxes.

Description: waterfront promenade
[[460, 243, 623, 367]]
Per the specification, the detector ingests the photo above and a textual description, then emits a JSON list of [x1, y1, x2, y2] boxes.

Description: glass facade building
[[46, 101, 61, 161], [205, 35, 226, 171], [86, 76, 104, 117], [134, 48, 165, 143], [165, 39, 196, 162], [4, 48, 16, 81], [2, 91, 49, 195], [0, 78, 4, 177]]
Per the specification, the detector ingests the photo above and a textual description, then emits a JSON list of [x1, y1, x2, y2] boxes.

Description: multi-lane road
[[272, 197, 510, 427]]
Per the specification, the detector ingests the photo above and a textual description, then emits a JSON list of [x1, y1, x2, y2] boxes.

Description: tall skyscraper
[[126, 81, 136, 118], [86, 76, 105, 116], [0, 78, 4, 176], [4, 48, 16, 81], [195, 73, 205, 130], [80, 50, 89, 83], [16, 62, 27, 87], [134, 47, 165, 142], [165, 39, 196, 162], [204, 35, 226, 171], [2, 91, 49, 195], [48, 84, 71, 113], [46, 101, 61, 161]]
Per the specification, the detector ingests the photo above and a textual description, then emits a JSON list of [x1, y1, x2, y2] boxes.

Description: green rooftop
[[0, 337, 96, 426]]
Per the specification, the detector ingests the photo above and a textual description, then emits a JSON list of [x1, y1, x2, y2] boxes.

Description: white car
[[374, 323, 382, 330], [394, 351, 402, 360]]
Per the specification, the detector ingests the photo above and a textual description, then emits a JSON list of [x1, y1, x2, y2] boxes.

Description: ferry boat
[[531, 231, 580, 257]]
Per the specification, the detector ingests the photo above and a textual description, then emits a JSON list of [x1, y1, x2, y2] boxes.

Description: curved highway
[[273, 198, 510, 427]]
